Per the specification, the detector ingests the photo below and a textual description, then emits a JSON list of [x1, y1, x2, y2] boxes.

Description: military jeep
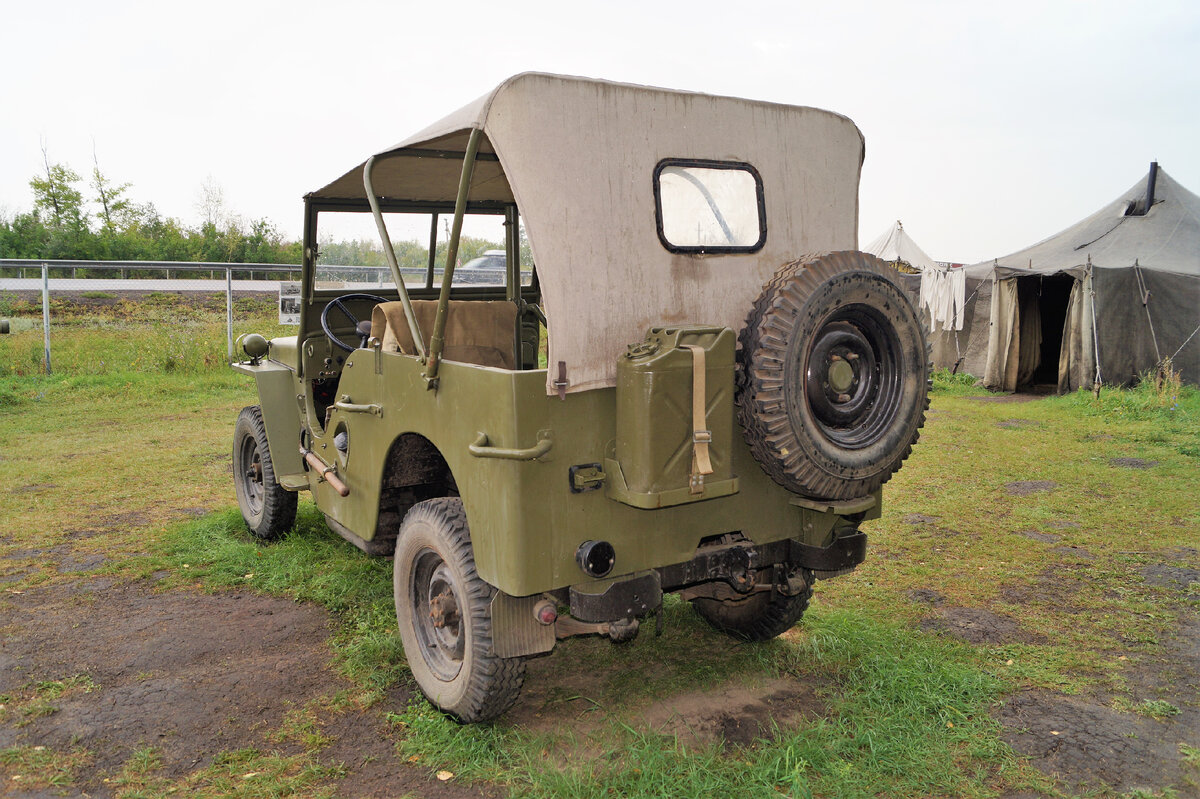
[[232, 73, 929, 722]]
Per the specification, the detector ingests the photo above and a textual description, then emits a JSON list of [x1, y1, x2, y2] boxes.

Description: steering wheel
[[320, 293, 387, 353]]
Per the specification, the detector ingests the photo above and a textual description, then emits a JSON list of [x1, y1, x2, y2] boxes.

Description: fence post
[[226, 266, 234, 362], [42, 262, 52, 375]]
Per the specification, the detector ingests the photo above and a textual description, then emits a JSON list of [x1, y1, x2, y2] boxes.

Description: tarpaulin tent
[[864, 220, 966, 336], [864, 220, 940, 273], [928, 164, 1200, 391]]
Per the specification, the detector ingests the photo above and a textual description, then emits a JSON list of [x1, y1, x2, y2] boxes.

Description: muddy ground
[[3, 544, 1198, 798], [0, 577, 493, 799]]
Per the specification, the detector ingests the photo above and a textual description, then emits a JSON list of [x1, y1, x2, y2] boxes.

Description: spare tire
[[738, 251, 929, 501]]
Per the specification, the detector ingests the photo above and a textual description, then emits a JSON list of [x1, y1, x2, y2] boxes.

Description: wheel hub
[[429, 589, 459, 629], [411, 551, 465, 681], [802, 309, 903, 450], [239, 437, 265, 514], [805, 320, 878, 428]]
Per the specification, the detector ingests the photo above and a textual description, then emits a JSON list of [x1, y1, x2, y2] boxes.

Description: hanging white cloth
[[919, 268, 966, 332]]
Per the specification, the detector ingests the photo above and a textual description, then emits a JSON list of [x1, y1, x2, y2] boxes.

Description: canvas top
[[310, 73, 866, 394]]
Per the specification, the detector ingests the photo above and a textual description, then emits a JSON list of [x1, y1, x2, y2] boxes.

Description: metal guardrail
[[0, 258, 509, 375], [0, 259, 310, 374]]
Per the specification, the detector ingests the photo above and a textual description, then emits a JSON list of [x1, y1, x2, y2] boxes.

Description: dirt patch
[[920, 607, 1044, 645], [56, 553, 107, 573], [902, 513, 938, 525], [0, 581, 334, 782], [11, 483, 57, 494], [0, 580, 484, 799], [1047, 520, 1079, 530], [316, 694, 498, 799], [907, 588, 946, 606], [1109, 457, 1159, 469], [998, 691, 1186, 794], [1004, 480, 1057, 496], [1051, 546, 1095, 561], [996, 418, 1039, 429], [1, 543, 108, 576], [1013, 530, 1061, 544], [97, 511, 151, 530], [997, 612, 1200, 795], [998, 569, 1088, 613], [1143, 564, 1200, 592], [638, 678, 828, 749], [996, 557, 1200, 797]]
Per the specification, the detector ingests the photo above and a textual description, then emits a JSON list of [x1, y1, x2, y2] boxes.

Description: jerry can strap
[[680, 344, 714, 494]]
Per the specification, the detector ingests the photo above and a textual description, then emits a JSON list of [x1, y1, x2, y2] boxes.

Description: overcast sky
[[3, 0, 1197, 264]]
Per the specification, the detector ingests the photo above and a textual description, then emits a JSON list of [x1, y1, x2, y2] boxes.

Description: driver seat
[[370, 300, 518, 369]]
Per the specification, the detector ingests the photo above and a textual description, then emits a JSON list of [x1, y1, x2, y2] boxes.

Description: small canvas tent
[[864, 220, 966, 336], [863, 220, 940, 273], [929, 164, 1200, 391]]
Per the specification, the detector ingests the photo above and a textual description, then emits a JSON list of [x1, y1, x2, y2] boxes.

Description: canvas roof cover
[[310, 72, 866, 394], [965, 167, 1200, 279]]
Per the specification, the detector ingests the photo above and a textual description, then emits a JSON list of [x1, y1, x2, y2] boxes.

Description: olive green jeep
[[232, 73, 929, 722]]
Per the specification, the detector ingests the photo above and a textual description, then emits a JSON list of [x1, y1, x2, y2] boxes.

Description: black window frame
[[652, 158, 767, 255]]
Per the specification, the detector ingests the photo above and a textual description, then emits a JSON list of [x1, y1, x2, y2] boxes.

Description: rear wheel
[[232, 406, 297, 540], [692, 577, 814, 642], [393, 498, 525, 723]]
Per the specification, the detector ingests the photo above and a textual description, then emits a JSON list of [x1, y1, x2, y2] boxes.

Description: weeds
[[930, 367, 985, 395], [1137, 699, 1182, 720]]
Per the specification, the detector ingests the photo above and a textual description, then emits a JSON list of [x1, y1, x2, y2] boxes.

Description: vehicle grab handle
[[469, 431, 553, 461]]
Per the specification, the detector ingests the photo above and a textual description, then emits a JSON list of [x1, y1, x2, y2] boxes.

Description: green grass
[[0, 744, 91, 791], [384, 608, 1022, 798], [0, 292, 291, 377], [3, 298, 1198, 797]]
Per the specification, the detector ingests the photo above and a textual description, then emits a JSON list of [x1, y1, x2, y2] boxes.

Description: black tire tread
[[736, 251, 931, 500], [233, 405, 297, 540]]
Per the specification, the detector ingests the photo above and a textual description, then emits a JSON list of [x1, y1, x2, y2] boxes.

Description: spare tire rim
[[803, 305, 904, 449]]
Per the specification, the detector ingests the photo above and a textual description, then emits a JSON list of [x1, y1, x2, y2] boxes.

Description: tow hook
[[777, 565, 808, 596], [606, 618, 639, 642]]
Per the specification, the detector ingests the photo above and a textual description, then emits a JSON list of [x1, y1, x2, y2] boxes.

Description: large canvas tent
[[929, 164, 1200, 391]]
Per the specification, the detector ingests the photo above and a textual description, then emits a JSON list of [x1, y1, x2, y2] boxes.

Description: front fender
[[232, 359, 305, 489]]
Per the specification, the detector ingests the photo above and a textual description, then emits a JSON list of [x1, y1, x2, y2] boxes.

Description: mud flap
[[490, 593, 556, 658]]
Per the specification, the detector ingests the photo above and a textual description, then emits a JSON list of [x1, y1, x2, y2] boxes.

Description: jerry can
[[606, 326, 740, 508]]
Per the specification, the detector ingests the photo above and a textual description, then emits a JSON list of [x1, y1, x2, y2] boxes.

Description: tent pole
[[1134, 262, 1163, 363], [1087, 260, 1103, 391]]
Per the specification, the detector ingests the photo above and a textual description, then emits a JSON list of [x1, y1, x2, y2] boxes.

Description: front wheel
[[232, 406, 297, 540], [393, 498, 525, 723]]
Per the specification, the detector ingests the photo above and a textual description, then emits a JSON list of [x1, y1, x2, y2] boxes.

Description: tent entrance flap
[[984, 274, 1078, 393], [1032, 274, 1074, 386]]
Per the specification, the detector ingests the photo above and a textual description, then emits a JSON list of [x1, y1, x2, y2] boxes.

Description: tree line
[[0, 150, 532, 279], [0, 150, 300, 269]]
